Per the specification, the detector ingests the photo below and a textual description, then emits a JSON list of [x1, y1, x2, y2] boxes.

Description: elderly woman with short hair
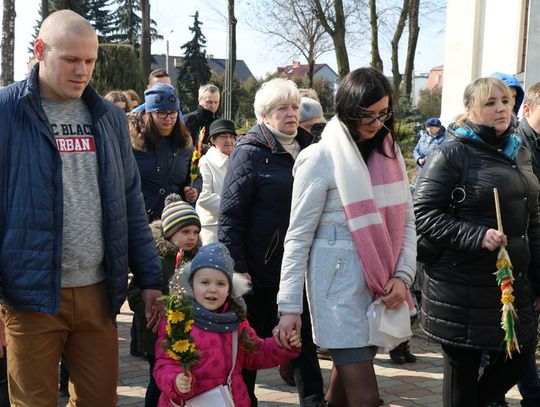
[[218, 78, 324, 407]]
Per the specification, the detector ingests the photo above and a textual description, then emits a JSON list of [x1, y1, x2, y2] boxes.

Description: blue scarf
[[455, 127, 522, 160]]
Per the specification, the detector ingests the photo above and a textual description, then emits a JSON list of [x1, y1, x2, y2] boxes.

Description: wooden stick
[[493, 188, 503, 233]]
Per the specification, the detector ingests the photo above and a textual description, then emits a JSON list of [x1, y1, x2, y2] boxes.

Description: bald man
[[0, 10, 162, 406]]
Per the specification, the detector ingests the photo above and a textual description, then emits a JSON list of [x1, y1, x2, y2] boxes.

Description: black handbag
[[417, 145, 468, 264]]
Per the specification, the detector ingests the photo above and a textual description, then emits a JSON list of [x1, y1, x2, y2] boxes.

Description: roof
[[277, 62, 338, 82], [151, 54, 255, 84]]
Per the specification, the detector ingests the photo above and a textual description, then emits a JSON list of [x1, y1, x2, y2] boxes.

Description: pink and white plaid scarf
[[321, 117, 411, 303]]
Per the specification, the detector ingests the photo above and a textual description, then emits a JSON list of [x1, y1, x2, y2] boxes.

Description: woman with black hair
[[275, 67, 416, 406]]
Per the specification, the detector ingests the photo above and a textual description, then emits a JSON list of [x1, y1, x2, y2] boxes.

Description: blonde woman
[[414, 77, 540, 406]]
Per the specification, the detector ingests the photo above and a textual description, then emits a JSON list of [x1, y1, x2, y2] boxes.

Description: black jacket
[[517, 118, 540, 177], [414, 125, 540, 351], [218, 124, 313, 287], [184, 105, 218, 145]]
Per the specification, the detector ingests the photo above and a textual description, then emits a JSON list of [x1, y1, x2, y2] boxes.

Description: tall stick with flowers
[[190, 128, 205, 187], [493, 188, 520, 358], [160, 271, 200, 371]]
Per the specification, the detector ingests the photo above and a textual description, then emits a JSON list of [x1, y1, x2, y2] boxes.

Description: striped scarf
[[321, 117, 411, 303]]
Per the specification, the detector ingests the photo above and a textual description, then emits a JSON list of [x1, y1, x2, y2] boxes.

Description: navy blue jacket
[[0, 66, 162, 317], [218, 123, 312, 287], [130, 131, 195, 221]]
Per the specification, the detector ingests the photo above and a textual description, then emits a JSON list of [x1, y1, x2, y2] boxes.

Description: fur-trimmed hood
[[128, 112, 148, 152], [149, 220, 178, 257]]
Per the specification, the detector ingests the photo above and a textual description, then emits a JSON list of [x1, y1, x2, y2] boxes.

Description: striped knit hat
[[161, 194, 201, 239]]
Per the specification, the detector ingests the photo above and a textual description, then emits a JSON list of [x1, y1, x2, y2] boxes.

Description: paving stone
[[55, 301, 525, 407]]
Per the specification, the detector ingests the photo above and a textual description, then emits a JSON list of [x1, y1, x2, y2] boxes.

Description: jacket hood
[[491, 72, 524, 114], [128, 112, 147, 151], [149, 220, 178, 257]]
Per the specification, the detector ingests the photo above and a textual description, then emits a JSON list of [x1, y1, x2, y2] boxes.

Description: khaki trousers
[[0, 281, 118, 407]]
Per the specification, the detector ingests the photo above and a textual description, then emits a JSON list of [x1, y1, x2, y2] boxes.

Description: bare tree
[[390, 0, 409, 97], [250, 0, 332, 86], [369, 0, 429, 103], [369, 0, 383, 71], [140, 0, 151, 79], [223, 0, 237, 119], [1, 0, 16, 86], [402, 0, 419, 101], [310, 0, 350, 78]]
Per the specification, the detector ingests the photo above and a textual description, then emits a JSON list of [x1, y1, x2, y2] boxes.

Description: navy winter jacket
[[0, 66, 162, 317], [218, 123, 312, 287]]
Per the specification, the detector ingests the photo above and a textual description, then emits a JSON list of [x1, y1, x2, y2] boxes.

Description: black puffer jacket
[[414, 125, 540, 351], [218, 123, 312, 287]]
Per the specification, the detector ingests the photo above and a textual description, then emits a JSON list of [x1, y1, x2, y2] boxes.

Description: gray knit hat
[[188, 243, 235, 288], [299, 97, 326, 123]]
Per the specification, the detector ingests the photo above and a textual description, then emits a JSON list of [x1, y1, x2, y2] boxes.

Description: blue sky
[[2, 0, 445, 81]]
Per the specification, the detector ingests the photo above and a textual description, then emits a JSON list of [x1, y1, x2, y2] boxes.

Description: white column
[[524, 1, 540, 89], [440, 0, 484, 124]]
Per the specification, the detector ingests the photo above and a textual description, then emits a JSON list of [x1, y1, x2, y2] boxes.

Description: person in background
[[196, 119, 236, 245], [104, 90, 130, 112], [276, 67, 416, 407], [129, 83, 198, 222], [491, 72, 524, 116], [184, 83, 220, 145], [132, 69, 172, 114], [128, 194, 201, 407], [219, 78, 325, 407], [299, 96, 327, 143], [414, 77, 540, 407], [413, 117, 446, 171], [513, 82, 540, 407], [153, 243, 301, 407], [125, 89, 141, 108], [0, 10, 162, 405]]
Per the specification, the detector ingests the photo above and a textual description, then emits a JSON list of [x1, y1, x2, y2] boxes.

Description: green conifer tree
[[108, 0, 162, 48], [176, 11, 211, 112]]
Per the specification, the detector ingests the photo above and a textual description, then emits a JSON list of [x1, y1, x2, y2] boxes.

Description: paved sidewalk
[[59, 301, 524, 406]]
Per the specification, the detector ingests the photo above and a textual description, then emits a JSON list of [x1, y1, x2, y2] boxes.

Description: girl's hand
[[175, 372, 192, 394], [273, 314, 301, 350], [481, 228, 507, 251], [287, 329, 302, 348], [184, 186, 198, 203], [380, 278, 407, 310]]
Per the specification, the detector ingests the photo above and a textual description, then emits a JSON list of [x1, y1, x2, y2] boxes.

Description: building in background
[[151, 54, 255, 85], [441, 0, 538, 123], [277, 61, 339, 87], [427, 65, 444, 90]]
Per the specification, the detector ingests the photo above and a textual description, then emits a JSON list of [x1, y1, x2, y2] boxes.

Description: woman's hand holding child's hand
[[175, 372, 192, 394], [287, 329, 302, 348]]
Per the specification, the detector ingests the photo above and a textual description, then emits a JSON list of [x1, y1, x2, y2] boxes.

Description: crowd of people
[[4, 8, 540, 407]]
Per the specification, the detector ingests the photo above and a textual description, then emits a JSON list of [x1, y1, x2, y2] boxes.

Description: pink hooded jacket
[[154, 319, 300, 407]]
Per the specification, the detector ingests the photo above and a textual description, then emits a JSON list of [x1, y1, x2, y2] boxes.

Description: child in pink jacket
[[154, 243, 301, 407]]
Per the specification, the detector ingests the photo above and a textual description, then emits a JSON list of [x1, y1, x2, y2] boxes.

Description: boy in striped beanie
[[162, 194, 201, 245], [161, 194, 201, 270]]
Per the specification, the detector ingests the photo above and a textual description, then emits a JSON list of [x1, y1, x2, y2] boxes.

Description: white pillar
[[524, 1, 540, 89]]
